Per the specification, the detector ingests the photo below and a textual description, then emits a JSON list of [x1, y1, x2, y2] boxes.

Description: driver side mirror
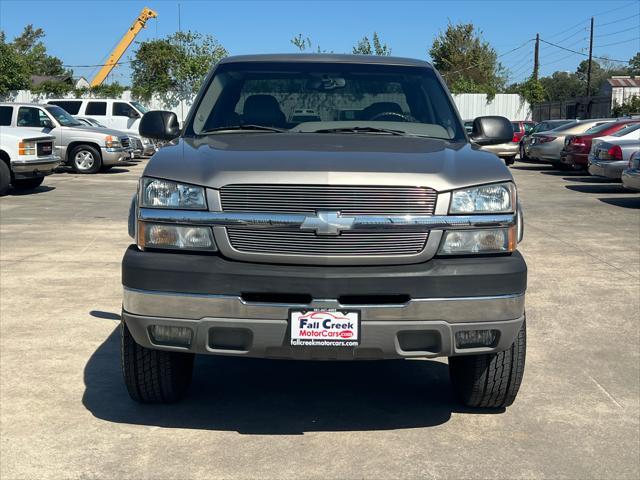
[[139, 110, 180, 141], [470, 116, 513, 145]]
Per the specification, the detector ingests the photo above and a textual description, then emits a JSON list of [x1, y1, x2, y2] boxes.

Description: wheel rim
[[75, 151, 95, 170]]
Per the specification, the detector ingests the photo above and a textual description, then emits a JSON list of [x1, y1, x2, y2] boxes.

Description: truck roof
[[218, 53, 434, 68]]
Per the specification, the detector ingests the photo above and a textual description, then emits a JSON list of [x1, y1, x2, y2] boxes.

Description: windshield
[[131, 101, 149, 113], [612, 123, 640, 137], [45, 105, 82, 126], [189, 61, 465, 140]]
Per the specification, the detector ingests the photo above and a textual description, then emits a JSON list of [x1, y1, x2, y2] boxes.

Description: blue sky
[[1, 0, 638, 86]]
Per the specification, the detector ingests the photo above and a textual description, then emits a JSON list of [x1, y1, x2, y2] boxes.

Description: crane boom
[[90, 7, 158, 87]]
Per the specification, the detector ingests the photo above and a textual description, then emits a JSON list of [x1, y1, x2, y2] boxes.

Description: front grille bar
[[138, 208, 516, 231]]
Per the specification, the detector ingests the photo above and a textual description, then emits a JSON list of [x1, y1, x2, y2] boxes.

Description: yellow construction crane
[[90, 7, 158, 87]]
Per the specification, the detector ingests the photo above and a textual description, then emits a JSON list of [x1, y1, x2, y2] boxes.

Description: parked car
[[73, 116, 107, 128], [464, 119, 518, 165], [0, 124, 59, 196], [588, 137, 640, 179], [0, 103, 132, 174], [588, 122, 640, 153], [122, 54, 527, 409], [560, 120, 639, 169], [621, 151, 640, 191], [74, 115, 150, 158], [519, 119, 573, 160], [528, 119, 614, 168]]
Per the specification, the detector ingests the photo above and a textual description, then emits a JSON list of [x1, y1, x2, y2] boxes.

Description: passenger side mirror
[[42, 119, 54, 129], [139, 110, 180, 141], [129, 110, 140, 119], [470, 116, 513, 146]]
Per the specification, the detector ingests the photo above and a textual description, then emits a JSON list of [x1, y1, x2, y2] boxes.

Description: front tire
[[70, 145, 102, 174], [504, 155, 516, 166], [11, 177, 44, 191], [121, 320, 194, 403], [0, 161, 10, 196], [449, 319, 526, 408]]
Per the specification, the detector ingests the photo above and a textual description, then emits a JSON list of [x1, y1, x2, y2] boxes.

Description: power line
[[595, 25, 640, 38], [597, 36, 640, 48], [447, 39, 534, 75], [597, 12, 640, 28], [539, 38, 631, 63]]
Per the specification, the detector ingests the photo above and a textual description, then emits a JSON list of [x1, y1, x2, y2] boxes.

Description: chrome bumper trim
[[138, 208, 516, 232], [123, 287, 525, 323]]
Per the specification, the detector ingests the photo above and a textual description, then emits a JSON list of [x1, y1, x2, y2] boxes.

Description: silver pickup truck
[[0, 103, 132, 174], [122, 54, 527, 409]]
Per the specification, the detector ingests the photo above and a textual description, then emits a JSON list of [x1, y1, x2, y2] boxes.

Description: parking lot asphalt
[[1, 159, 639, 480]]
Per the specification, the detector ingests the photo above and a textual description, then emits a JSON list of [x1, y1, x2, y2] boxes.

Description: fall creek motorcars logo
[[290, 310, 360, 346]]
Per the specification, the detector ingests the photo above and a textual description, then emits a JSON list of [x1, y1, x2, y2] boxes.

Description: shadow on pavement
[[565, 184, 626, 194], [562, 176, 613, 184], [8, 185, 56, 195], [598, 197, 640, 208], [90, 310, 121, 320], [83, 324, 502, 434], [510, 164, 552, 171]]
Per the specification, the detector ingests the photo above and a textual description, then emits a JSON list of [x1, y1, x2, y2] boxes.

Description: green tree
[[429, 22, 506, 99], [538, 71, 583, 101], [612, 95, 640, 116], [508, 76, 547, 106], [290, 34, 330, 53], [352, 32, 391, 56], [627, 52, 640, 76], [131, 31, 227, 105], [0, 39, 30, 95], [12, 25, 70, 77]]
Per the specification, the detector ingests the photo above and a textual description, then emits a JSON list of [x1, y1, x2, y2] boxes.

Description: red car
[[511, 121, 536, 144], [560, 120, 639, 168]]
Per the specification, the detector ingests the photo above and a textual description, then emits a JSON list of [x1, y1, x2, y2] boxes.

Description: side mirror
[[129, 110, 141, 119], [470, 116, 513, 145], [139, 110, 180, 141], [42, 119, 54, 129]]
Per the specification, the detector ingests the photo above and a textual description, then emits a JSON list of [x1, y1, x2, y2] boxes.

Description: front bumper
[[11, 157, 61, 179], [588, 159, 627, 179], [122, 246, 527, 359], [622, 168, 640, 191], [101, 147, 132, 166]]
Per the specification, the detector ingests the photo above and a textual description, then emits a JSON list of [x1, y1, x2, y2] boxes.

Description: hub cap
[[75, 151, 95, 170]]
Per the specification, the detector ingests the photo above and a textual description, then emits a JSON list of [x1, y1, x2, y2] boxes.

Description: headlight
[[105, 135, 121, 149], [439, 227, 516, 255], [449, 182, 515, 214], [18, 140, 36, 155], [138, 222, 216, 251], [140, 178, 206, 209]]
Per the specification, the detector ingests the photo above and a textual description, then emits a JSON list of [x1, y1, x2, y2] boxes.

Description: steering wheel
[[369, 111, 411, 122]]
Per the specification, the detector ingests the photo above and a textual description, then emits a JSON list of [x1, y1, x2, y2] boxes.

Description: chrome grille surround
[[220, 184, 437, 215]]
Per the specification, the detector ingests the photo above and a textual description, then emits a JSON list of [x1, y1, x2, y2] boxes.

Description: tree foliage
[[429, 22, 506, 99], [0, 40, 30, 95], [0, 25, 72, 95], [131, 31, 227, 105], [612, 95, 640, 117], [352, 32, 391, 56], [290, 34, 331, 53]]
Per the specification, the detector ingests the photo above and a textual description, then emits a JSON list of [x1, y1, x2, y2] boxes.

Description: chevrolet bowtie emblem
[[300, 211, 355, 236]]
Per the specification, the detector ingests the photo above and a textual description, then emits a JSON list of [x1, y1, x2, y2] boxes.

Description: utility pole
[[586, 17, 594, 97], [533, 33, 540, 81]]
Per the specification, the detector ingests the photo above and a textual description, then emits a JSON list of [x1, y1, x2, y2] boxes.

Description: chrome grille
[[227, 229, 429, 256], [120, 137, 130, 149], [220, 184, 437, 215]]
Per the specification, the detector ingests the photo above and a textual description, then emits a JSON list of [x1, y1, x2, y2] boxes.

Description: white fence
[[452, 94, 531, 121], [2, 91, 531, 122]]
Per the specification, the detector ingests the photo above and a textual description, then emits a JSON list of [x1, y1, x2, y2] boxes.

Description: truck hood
[[143, 133, 513, 192], [64, 125, 131, 138]]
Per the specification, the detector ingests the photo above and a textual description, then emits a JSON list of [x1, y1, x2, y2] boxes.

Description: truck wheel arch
[[66, 141, 102, 162]]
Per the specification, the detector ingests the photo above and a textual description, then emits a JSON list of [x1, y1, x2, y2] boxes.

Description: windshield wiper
[[311, 126, 407, 136], [202, 124, 286, 133]]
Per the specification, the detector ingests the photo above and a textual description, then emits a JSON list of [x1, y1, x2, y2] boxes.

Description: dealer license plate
[[290, 309, 360, 347]]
